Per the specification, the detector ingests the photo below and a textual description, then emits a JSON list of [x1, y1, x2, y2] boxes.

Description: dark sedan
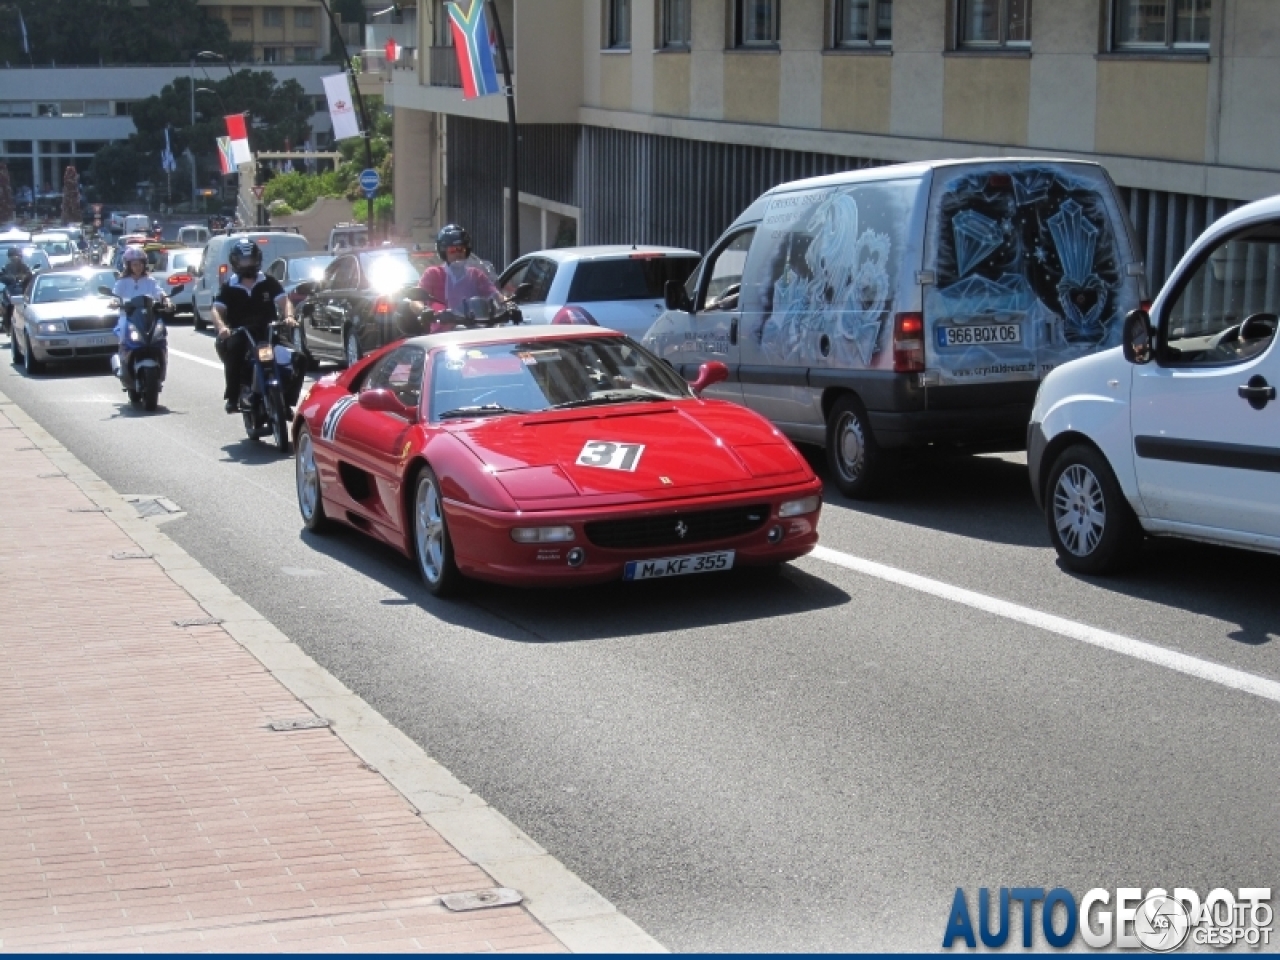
[[293, 248, 426, 368]]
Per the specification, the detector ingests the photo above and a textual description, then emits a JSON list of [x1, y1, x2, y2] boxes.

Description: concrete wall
[[271, 196, 353, 250], [943, 56, 1030, 147]]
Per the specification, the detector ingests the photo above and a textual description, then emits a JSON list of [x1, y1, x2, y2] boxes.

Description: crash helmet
[[228, 238, 262, 277], [7, 247, 20, 260], [122, 246, 148, 270], [435, 223, 471, 261]]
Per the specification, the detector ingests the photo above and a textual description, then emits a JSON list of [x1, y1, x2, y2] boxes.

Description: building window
[[36, 103, 60, 118], [0, 102, 32, 117], [113, 101, 133, 117], [231, 6, 252, 28], [262, 6, 284, 27], [734, 0, 779, 48], [294, 46, 315, 61], [60, 101, 85, 117], [84, 101, 110, 116], [956, 0, 1030, 47], [659, 0, 691, 48], [605, 0, 631, 49], [833, 0, 891, 46], [294, 7, 315, 28], [262, 46, 282, 63], [1113, 0, 1210, 49]]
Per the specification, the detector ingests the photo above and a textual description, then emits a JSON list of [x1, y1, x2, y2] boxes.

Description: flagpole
[[314, 0, 377, 237], [486, 0, 517, 268]]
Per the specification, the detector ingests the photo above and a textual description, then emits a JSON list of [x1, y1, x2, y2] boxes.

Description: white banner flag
[[322, 73, 361, 142]]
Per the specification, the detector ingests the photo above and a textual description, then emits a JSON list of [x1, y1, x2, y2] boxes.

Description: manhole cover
[[173, 616, 224, 627], [268, 717, 331, 732], [441, 888, 523, 912]]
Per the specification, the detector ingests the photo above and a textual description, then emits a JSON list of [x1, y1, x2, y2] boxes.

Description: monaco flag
[[224, 114, 252, 166]]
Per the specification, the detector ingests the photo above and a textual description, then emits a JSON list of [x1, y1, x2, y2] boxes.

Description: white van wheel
[[826, 395, 884, 500], [1045, 444, 1141, 575]]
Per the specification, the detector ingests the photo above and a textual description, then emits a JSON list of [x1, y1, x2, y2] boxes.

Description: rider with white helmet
[[112, 247, 168, 369]]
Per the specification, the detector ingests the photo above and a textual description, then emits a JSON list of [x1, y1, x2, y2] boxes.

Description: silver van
[[192, 231, 310, 330], [178, 225, 211, 247], [644, 158, 1145, 497]]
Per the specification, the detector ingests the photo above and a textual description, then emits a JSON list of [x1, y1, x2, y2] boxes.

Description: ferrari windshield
[[431, 336, 692, 420]]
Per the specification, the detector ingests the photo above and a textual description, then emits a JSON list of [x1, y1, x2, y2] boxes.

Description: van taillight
[[218, 263, 228, 282], [375, 299, 391, 315], [1140, 300, 1153, 314], [892, 312, 925, 373]]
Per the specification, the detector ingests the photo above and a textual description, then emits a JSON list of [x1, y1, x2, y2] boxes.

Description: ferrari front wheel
[[295, 426, 330, 533], [413, 466, 462, 597]]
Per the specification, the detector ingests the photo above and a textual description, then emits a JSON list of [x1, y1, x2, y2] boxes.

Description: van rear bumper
[[870, 404, 1032, 450]]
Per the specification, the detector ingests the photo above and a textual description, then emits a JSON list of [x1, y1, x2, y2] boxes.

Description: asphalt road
[[4, 324, 1278, 952]]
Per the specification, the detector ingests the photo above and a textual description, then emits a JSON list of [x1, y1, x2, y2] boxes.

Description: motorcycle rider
[[112, 246, 169, 377], [1, 247, 32, 331], [417, 224, 499, 313], [211, 238, 294, 414]]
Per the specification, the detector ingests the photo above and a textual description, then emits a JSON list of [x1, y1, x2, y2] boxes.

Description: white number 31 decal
[[576, 440, 645, 472]]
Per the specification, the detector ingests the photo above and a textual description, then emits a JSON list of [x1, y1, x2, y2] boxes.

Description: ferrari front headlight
[[778, 496, 821, 518]]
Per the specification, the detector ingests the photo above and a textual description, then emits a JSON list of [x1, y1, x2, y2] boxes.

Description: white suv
[[1029, 194, 1280, 573]]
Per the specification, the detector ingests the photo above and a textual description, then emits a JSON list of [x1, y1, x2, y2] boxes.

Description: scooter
[[235, 321, 298, 455], [111, 294, 170, 412]]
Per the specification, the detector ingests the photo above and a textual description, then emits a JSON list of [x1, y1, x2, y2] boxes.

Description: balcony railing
[[428, 46, 512, 88]]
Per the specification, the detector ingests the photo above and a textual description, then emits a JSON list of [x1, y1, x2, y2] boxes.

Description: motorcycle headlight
[[128, 326, 141, 342], [37, 321, 65, 334], [257, 344, 274, 363]]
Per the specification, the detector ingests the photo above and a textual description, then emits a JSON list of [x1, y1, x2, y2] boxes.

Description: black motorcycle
[[235, 321, 299, 454]]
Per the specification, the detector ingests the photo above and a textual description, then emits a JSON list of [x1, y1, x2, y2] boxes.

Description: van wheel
[[193, 302, 206, 331], [826, 395, 884, 499], [1045, 444, 1141, 575]]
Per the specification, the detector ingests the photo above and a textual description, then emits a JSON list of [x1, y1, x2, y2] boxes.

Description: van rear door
[[923, 162, 1140, 389]]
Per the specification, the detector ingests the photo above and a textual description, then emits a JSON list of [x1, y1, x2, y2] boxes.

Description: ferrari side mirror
[[358, 388, 418, 422], [690, 360, 729, 396]]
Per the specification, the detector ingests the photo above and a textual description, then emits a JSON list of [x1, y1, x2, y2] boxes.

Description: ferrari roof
[[407, 325, 621, 350]]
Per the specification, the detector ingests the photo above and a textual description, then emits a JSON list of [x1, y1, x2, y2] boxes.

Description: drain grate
[[268, 717, 331, 732], [441, 888, 524, 912], [122, 495, 183, 519], [111, 550, 153, 560], [173, 616, 224, 627]]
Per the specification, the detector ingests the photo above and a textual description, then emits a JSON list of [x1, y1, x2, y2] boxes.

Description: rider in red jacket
[[418, 224, 498, 312]]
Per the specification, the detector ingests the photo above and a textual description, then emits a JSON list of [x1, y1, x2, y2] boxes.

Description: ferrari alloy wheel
[[1045, 444, 1141, 575], [295, 427, 330, 532], [826, 394, 882, 499], [344, 328, 362, 369], [413, 467, 461, 597]]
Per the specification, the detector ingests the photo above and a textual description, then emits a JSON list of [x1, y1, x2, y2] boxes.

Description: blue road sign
[[359, 168, 380, 198]]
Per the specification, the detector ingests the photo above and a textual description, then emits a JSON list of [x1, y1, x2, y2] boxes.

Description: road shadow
[[1056, 536, 1280, 646], [219, 438, 293, 465], [298, 523, 851, 644], [800, 444, 1043, 548]]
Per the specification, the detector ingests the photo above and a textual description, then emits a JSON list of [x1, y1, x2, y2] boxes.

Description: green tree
[[61, 166, 81, 224], [89, 140, 147, 204], [0, 164, 13, 224], [0, 0, 241, 66]]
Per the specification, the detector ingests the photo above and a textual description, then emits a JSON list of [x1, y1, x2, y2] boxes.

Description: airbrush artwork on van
[[645, 159, 1144, 499]]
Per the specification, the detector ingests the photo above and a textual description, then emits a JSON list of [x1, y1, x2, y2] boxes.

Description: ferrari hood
[[445, 401, 808, 503]]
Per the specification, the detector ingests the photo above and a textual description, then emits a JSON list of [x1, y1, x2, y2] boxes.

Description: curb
[[0, 387, 665, 955]]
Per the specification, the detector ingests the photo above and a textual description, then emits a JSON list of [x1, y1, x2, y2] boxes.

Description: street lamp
[[197, 50, 237, 82], [195, 87, 230, 116]]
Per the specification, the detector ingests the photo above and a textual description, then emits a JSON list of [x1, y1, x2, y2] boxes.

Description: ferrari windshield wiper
[[437, 403, 528, 419], [552, 390, 676, 410]]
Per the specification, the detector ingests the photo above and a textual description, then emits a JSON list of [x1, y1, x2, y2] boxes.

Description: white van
[[192, 231, 310, 330], [178, 225, 211, 247], [124, 214, 152, 235], [644, 158, 1145, 498]]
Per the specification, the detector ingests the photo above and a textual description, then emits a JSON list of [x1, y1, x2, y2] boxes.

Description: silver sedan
[[10, 267, 121, 374]]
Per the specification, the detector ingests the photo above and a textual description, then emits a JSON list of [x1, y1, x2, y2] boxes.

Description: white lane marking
[[811, 544, 1280, 705], [168, 348, 222, 370]]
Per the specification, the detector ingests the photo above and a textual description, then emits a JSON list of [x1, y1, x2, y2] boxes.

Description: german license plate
[[90, 336, 114, 346], [624, 550, 735, 581], [937, 323, 1021, 347]]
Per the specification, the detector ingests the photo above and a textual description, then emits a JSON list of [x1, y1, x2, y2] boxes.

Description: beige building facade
[[386, 0, 1280, 283], [198, 0, 331, 63]]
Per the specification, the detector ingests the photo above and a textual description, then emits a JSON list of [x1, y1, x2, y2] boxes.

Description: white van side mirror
[[1122, 309, 1153, 365]]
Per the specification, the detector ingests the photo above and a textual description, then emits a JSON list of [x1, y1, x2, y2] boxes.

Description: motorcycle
[[110, 294, 170, 412], [1, 280, 22, 335], [393, 256, 524, 336], [234, 321, 298, 454]]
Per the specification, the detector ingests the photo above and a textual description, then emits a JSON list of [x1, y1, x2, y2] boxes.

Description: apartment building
[[386, 0, 1279, 288], [198, 0, 332, 63]]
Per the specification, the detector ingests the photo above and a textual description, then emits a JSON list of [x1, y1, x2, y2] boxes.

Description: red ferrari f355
[[293, 326, 822, 595]]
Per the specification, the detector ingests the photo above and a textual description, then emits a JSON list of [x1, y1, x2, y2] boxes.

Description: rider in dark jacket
[[211, 239, 296, 413]]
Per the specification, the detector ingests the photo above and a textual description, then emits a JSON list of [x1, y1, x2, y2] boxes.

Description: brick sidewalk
[[0, 400, 567, 953]]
